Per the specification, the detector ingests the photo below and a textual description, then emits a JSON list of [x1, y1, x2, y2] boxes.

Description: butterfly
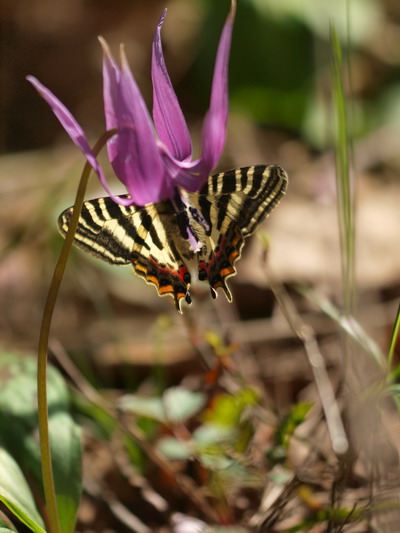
[[58, 164, 287, 312]]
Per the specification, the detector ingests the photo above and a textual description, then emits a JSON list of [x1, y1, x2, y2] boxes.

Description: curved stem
[[37, 130, 116, 533]]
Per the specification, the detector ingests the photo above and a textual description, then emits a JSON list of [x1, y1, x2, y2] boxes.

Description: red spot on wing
[[145, 257, 190, 312], [197, 225, 244, 302]]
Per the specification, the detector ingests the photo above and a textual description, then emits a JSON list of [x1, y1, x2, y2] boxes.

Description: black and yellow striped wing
[[58, 164, 287, 312], [58, 197, 192, 310], [190, 164, 287, 302]]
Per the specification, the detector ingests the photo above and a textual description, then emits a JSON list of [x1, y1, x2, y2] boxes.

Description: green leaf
[[268, 468, 292, 485], [163, 387, 206, 423], [0, 352, 82, 533], [387, 302, 400, 375], [0, 447, 45, 533], [50, 412, 82, 533], [204, 394, 240, 427], [275, 402, 313, 448], [193, 423, 235, 445], [120, 387, 206, 425], [72, 391, 116, 439], [157, 437, 193, 460], [198, 453, 233, 470], [247, 0, 382, 45], [389, 364, 400, 382], [119, 395, 166, 422], [203, 389, 258, 428], [267, 445, 287, 465], [387, 384, 400, 395], [0, 518, 17, 533]]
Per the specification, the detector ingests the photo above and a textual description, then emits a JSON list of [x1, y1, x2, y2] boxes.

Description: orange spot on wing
[[135, 263, 147, 274], [232, 235, 241, 246], [147, 275, 160, 287], [220, 267, 234, 278], [159, 285, 173, 294]]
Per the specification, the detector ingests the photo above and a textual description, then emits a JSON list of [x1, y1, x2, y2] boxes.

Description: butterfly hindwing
[[57, 165, 287, 311], [128, 204, 191, 311], [196, 223, 243, 302]]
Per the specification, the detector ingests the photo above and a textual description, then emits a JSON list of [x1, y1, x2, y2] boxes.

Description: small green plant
[[0, 353, 81, 533]]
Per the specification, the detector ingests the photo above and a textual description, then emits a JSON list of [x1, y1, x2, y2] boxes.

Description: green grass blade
[[387, 301, 400, 377], [331, 22, 356, 314], [299, 287, 386, 368]]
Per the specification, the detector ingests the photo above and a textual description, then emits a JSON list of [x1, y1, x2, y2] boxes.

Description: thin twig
[[109, 434, 168, 513], [264, 267, 349, 456], [336, 503, 358, 532], [256, 476, 301, 531], [83, 477, 152, 533]]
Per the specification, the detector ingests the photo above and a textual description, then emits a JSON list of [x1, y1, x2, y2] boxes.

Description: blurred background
[[2, 0, 400, 355], [2, 0, 400, 531]]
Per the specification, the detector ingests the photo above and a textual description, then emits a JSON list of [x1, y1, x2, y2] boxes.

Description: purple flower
[[27, 1, 235, 207]]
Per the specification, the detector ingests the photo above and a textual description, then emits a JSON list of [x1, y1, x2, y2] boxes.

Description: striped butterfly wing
[[58, 165, 287, 312], [189, 164, 288, 301], [58, 197, 192, 311]]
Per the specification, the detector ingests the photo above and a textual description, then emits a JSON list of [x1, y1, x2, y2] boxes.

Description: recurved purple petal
[[27, 76, 98, 168], [165, 0, 236, 192], [101, 42, 173, 204], [158, 149, 201, 192], [99, 37, 120, 134], [151, 10, 192, 161], [27, 76, 139, 206], [200, 0, 235, 173]]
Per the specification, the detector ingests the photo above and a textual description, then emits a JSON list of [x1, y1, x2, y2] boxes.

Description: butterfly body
[[58, 165, 287, 312]]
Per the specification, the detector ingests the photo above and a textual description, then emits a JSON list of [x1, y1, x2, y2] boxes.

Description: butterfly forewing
[[194, 165, 287, 237], [57, 164, 287, 312], [58, 196, 191, 310], [58, 196, 140, 265]]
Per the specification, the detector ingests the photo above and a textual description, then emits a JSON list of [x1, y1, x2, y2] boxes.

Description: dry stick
[[83, 477, 152, 533], [257, 476, 301, 532], [37, 131, 115, 533], [254, 413, 343, 530], [182, 311, 215, 371], [337, 503, 358, 532], [213, 292, 274, 396], [122, 420, 219, 523], [109, 433, 168, 512], [49, 340, 219, 523], [264, 267, 349, 457]]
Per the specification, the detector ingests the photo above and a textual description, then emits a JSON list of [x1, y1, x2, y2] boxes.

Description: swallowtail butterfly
[[58, 165, 287, 312]]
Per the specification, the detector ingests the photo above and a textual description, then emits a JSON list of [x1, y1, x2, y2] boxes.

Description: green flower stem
[[37, 130, 116, 533]]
